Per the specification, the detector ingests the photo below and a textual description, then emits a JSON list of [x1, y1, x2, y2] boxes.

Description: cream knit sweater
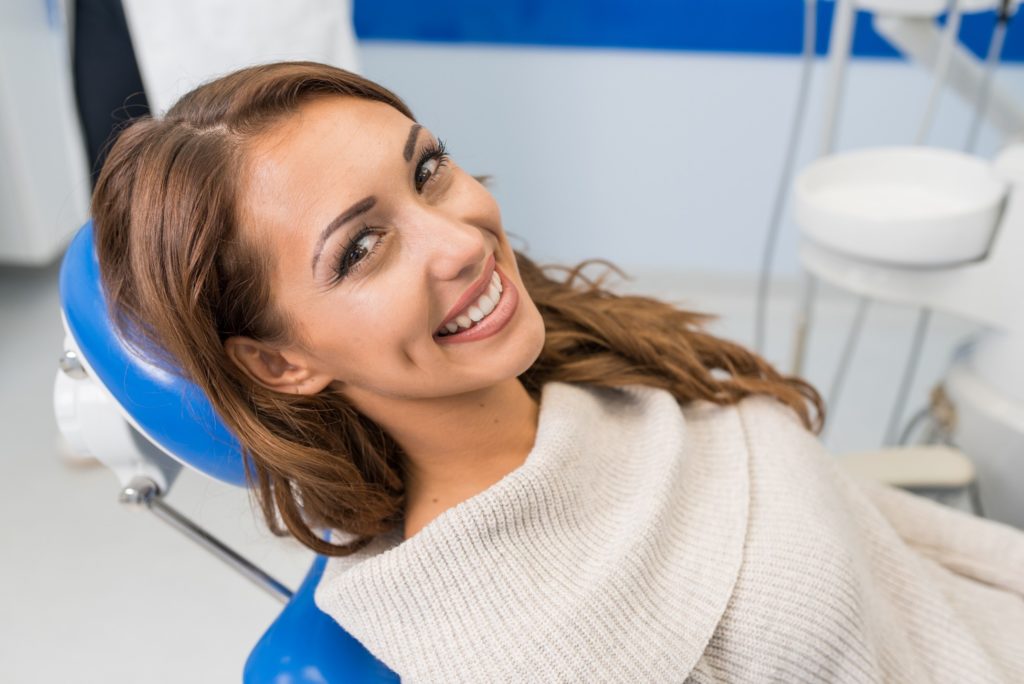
[[315, 382, 1024, 683]]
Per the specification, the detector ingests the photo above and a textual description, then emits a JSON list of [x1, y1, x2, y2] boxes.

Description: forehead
[[239, 96, 413, 243]]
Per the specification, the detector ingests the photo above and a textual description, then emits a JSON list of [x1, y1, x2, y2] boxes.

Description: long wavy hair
[[93, 62, 823, 556]]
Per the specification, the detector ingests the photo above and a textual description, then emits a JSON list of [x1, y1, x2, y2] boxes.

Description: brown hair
[[93, 62, 823, 556]]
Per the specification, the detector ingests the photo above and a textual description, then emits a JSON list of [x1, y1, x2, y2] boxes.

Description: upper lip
[[435, 254, 496, 334]]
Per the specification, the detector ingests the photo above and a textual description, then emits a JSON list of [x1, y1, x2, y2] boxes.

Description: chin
[[468, 300, 545, 390]]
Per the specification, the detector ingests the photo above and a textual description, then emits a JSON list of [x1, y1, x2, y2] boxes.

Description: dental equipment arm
[[874, 8, 1024, 141]]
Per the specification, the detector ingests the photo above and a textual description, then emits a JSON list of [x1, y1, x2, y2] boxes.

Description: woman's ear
[[223, 336, 333, 395]]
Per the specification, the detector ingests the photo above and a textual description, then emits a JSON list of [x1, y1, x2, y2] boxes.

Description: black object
[[72, 0, 150, 187]]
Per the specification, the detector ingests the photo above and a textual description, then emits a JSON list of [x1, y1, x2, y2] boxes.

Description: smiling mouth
[[435, 269, 504, 336]]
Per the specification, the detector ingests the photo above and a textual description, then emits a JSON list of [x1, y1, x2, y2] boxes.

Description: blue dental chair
[[53, 222, 400, 683]]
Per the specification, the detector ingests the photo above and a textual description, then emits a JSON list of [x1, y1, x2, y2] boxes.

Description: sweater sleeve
[[850, 476, 1024, 596]]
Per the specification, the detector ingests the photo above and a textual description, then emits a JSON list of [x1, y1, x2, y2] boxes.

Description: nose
[[414, 210, 489, 284]]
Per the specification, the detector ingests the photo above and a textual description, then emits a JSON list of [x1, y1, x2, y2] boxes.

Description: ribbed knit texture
[[315, 382, 1024, 683]]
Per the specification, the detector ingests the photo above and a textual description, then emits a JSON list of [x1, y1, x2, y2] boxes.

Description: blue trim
[[354, 1, 1023, 62], [59, 222, 249, 486]]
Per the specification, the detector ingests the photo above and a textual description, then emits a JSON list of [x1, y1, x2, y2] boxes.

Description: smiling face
[[229, 96, 546, 411]]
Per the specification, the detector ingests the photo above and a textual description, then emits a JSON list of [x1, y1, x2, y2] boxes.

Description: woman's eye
[[415, 156, 441, 190], [333, 229, 383, 282], [414, 139, 449, 191]]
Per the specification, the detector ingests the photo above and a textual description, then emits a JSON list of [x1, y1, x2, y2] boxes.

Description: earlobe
[[223, 336, 333, 395], [290, 372, 334, 396]]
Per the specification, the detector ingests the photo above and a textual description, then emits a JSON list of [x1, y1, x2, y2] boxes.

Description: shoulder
[[660, 385, 812, 436], [548, 381, 811, 427], [732, 393, 811, 433], [543, 381, 816, 447], [550, 382, 822, 466], [674, 390, 824, 464]]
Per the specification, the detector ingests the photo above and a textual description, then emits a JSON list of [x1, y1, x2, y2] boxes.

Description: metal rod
[[873, 13, 1024, 139], [884, 308, 933, 446], [120, 478, 293, 603], [915, 0, 963, 145], [967, 479, 986, 517], [820, 0, 857, 157], [823, 296, 871, 438], [790, 0, 855, 378], [964, 4, 1011, 153], [897, 405, 932, 445], [755, 0, 817, 355], [790, 272, 819, 376]]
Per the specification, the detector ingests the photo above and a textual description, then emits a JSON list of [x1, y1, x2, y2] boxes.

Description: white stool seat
[[837, 445, 976, 490]]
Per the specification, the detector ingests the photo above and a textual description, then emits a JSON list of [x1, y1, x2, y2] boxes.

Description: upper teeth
[[440, 271, 503, 335]]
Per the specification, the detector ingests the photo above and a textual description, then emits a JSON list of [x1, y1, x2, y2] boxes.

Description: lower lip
[[434, 266, 519, 345]]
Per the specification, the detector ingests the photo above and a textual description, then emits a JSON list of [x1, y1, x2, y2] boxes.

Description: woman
[[93, 62, 1023, 682]]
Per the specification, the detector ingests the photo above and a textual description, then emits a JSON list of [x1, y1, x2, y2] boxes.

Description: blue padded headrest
[[60, 221, 248, 486], [63, 222, 401, 682]]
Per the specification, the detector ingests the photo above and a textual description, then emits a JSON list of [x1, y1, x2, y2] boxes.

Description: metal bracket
[[119, 477, 294, 603]]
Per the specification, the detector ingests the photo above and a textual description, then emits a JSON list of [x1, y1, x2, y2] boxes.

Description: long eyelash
[[415, 138, 450, 190], [417, 138, 449, 169]]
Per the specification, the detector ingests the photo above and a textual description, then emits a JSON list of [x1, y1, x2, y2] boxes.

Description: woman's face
[[236, 96, 546, 406]]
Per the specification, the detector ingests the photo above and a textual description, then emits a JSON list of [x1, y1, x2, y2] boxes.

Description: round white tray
[[795, 146, 1008, 267]]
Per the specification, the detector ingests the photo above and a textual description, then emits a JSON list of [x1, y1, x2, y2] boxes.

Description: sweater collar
[[317, 382, 751, 680]]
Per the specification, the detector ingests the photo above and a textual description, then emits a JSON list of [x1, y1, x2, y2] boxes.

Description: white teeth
[[437, 270, 507, 337], [478, 294, 496, 316]]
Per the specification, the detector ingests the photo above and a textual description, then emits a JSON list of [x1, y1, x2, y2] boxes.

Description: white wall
[[360, 42, 1024, 279]]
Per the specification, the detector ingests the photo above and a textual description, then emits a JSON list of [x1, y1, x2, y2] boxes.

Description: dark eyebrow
[[311, 196, 377, 274], [403, 124, 422, 161]]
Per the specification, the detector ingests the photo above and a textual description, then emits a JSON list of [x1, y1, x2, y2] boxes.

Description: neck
[[344, 378, 540, 534]]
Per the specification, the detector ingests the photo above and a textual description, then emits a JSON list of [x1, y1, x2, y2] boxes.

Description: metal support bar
[[755, 0, 817, 355], [874, 13, 1024, 140], [823, 296, 872, 438], [915, 0, 963, 145], [120, 477, 293, 604], [791, 0, 854, 378], [790, 272, 819, 376], [884, 308, 933, 446], [820, 0, 857, 157], [964, 5, 1012, 152]]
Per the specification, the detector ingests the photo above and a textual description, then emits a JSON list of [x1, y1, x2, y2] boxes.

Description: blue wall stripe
[[353, 1, 1023, 62]]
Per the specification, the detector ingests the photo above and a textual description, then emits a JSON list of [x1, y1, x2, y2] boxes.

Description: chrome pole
[[120, 477, 293, 603], [823, 296, 871, 438]]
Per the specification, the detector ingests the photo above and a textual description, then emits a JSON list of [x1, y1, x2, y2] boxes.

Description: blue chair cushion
[[60, 221, 248, 485], [61, 222, 401, 681]]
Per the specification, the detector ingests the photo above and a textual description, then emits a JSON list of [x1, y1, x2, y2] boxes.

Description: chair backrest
[[60, 222, 400, 682], [60, 221, 247, 485]]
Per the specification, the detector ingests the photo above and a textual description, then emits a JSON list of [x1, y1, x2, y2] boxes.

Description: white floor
[[0, 260, 981, 683]]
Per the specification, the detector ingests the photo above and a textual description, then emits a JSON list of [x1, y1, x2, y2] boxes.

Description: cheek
[[319, 285, 427, 352], [477, 186, 503, 225]]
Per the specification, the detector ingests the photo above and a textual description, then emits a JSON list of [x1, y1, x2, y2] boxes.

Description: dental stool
[[53, 222, 400, 683]]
